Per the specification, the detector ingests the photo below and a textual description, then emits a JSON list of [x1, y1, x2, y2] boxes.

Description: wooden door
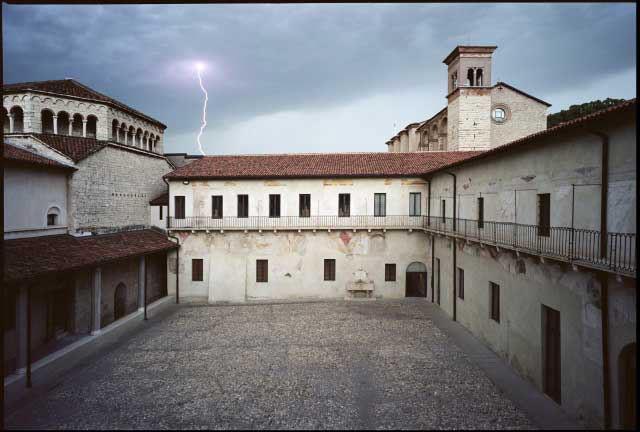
[[619, 343, 636, 429], [542, 305, 561, 404], [406, 272, 427, 297]]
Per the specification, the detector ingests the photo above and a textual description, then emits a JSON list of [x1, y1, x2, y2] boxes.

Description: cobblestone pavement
[[7, 299, 534, 429]]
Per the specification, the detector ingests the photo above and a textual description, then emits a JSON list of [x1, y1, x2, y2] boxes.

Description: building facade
[[386, 46, 550, 152]]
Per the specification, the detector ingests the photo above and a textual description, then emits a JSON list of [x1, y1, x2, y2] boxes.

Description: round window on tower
[[491, 105, 510, 124]]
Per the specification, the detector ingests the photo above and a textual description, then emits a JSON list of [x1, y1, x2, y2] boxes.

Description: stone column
[[82, 119, 87, 137], [15, 287, 28, 374], [8, 113, 14, 133], [91, 267, 102, 335], [53, 115, 58, 134], [138, 256, 146, 311], [68, 121, 73, 136]]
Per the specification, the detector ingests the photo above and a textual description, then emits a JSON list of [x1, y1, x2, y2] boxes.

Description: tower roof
[[443, 46, 497, 65]]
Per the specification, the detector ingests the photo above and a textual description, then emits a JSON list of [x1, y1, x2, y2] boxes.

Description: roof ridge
[[192, 150, 477, 158]]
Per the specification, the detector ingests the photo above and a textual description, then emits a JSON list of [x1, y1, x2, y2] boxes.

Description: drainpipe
[[426, 179, 435, 302], [588, 129, 611, 428], [167, 234, 180, 304], [446, 172, 457, 321], [587, 130, 609, 258]]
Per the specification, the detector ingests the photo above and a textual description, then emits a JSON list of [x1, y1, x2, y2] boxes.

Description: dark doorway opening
[[619, 343, 636, 429], [406, 262, 427, 297], [114, 283, 127, 321], [542, 304, 561, 404]]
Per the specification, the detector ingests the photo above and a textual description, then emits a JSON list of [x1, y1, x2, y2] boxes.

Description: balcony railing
[[168, 215, 636, 275]]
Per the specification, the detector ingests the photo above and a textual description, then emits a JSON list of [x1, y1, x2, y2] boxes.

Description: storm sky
[[3, 3, 636, 155]]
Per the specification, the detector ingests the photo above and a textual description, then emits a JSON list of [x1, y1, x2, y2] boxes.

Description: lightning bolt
[[196, 65, 208, 155]]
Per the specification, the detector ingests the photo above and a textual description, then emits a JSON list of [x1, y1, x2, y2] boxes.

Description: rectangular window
[[339, 193, 350, 217], [237, 194, 249, 218], [211, 195, 223, 219], [441, 199, 446, 222], [436, 258, 441, 305], [490, 282, 500, 322], [47, 214, 57, 226], [269, 194, 281, 218], [537, 193, 550, 237], [374, 193, 386, 217], [174, 196, 185, 219], [324, 259, 336, 281], [457, 268, 464, 300], [299, 194, 311, 218], [256, 259, 268, 282], [192, 259, 203, 282], [385, 264, 396, 282], [409, 192, 421, 216], [159, 206, 163, 221], [477, 197, 484, 229]]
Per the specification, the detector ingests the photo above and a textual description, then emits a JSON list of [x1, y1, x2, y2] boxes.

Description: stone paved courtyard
[[7, 300, 534, 430]]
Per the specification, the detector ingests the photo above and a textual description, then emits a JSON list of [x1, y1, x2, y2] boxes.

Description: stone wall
[[71, 145, 173, 233], [490, 85, 548, 147], [100, 258, 140, 328]]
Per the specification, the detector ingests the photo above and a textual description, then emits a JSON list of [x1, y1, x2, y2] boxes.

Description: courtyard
[[6, 299, 539, 429]]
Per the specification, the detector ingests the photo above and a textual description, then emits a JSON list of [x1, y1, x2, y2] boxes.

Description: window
[[374, 193, 386, 217], [47, 213, 57, 226], [477, 197, 484, 229], [324, 259, 336, 281], [212, 195, 223, 219], [490, 282, 500, 322], [256, 259, 268, 282], [492, 108, 506, 123], [385, 264, 396, 282], [192, 259, 203, 281], [174, 196, 185, 219], [269, 194, 281, 218], [457, 268, 464, 300], [237, 194, 249, 218], [441, 199, 446, 222], [537, 193, 551, 237], [409, 192, 421, 216], [299, 194, 311, 217], [159, 206, 163, 221], [338, 193, 350, 217]]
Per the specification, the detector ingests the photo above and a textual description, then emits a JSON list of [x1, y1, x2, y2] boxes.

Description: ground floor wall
[[428, 234, 636, 428], [3, 252, 168, 377], [169, 230, 431, 302]]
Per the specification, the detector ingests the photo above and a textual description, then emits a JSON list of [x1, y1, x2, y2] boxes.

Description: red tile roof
[[4, 143, 75, 170], [164, 151, 484, 180], [429, 98, 636, 175], [4, 229, 178, 283], [30, 133, 108, 162], [3, 79, 166, 128], [149, 192, 169, 206]]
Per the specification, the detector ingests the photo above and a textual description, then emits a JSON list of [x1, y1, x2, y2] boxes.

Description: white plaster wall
[[4, 166, 69, 239], [173, 230, 430, 302], [149, 205, 168, 229], [169, 177, 429, 219]]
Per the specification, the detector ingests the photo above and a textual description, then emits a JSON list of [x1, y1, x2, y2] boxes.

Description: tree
[[547, 98, 626, 128]]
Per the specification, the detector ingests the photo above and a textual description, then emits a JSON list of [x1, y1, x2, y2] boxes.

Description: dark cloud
[[3, 3, 636, 154]]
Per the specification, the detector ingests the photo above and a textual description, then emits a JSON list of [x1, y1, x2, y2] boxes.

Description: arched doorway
[[406, 262, 427, 297], [114, 283, 127, 321], [619, 343, 636, 429]]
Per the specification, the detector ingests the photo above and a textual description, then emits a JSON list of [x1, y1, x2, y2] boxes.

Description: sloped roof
[[149, 192, 169, 206], [164, 151, 483, 180], [4, 229, 178, 283], [3, 79, 166, 128], [31, 133, 109, 162], [427, 98, 636, 175], [4, 143, 75, 170], [494, 82, 551, 107]]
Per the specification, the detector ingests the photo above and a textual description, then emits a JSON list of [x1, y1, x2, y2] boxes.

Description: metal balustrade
[[168, 215, 636, 275]]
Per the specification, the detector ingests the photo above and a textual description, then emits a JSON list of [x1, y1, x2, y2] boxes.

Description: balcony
[[167, 215, 636, 276]]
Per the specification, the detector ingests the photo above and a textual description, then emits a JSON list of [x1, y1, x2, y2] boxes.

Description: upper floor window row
[[173, 193, 424, 219]]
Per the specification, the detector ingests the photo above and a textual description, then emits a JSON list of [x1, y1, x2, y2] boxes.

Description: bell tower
[[444, 45, 497, 151]]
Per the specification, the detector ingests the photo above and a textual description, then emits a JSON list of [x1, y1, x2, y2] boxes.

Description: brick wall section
[[70, 146, 173, 233], [490, 85, 548, 147]]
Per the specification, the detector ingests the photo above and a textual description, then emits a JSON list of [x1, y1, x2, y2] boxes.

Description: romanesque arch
[[41, 109, 55, 134], [10, 106, 24, 133], [2, 107, 8, 133], [57, 111, 70, 136], [72, 113, 83, 137], [86, 115, 98, 138]]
